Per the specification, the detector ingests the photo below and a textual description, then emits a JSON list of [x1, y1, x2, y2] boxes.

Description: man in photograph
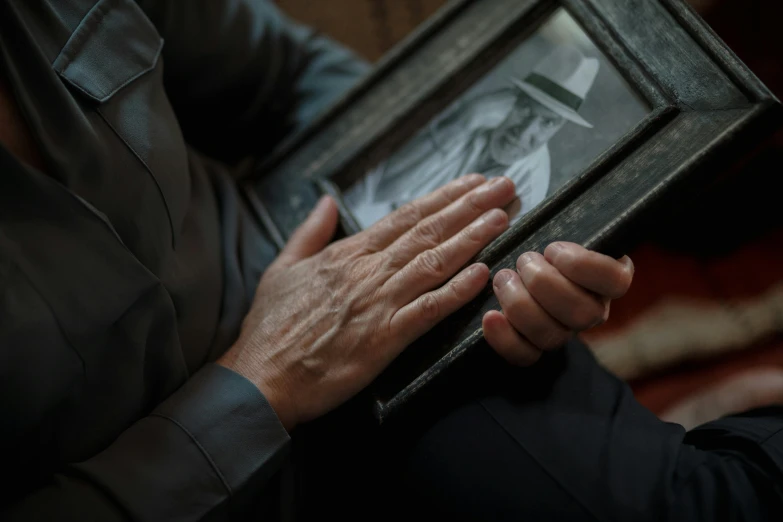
[[346, 44, 600, 228]]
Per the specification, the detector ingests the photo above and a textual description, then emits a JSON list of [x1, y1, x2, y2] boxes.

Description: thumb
[[275, 196, 339, 268]]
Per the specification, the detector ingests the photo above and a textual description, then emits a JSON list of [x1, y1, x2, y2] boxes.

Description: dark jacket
[[0, 0, 367, 519]]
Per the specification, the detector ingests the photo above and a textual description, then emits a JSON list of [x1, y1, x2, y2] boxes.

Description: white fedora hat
[[512, 44, 599, 128]]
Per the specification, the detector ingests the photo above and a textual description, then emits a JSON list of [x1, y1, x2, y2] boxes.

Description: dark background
[[274, 0, 782, 106]]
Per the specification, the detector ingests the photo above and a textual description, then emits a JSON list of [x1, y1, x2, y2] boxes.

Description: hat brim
[[512, 79, 593, 129]]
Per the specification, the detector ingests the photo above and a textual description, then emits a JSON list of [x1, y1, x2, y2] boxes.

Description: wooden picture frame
[[243, 0, 781, 422]]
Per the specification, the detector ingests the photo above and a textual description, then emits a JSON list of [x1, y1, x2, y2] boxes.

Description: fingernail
[[493, 270, 513, 288], [482, 209, 507, 228], [620, 255, 635, 274], [517, 253, 534, 268], [468, 263, 487, 278], [544, 242, 567, 263], [489, 177, 511, 194], [313, 196, 329, 213], [548, 242, 566, 253]]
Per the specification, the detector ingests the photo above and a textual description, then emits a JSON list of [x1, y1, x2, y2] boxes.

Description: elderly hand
[[484, 242, 634, 365], [219, 175, 516, 430]]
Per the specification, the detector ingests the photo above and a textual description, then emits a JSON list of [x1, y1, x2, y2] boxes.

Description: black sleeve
[[2, 364, 290, 521], [135, 0, 370, 162], [397, 339, 783, 522], [672, 409, 783, 521]]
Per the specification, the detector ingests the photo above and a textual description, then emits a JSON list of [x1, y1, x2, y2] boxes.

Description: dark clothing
[[1, 1, 783, 521], [0, 0, 366, 519], [401, 341, 783, 521], [293, 340, 783, 522]]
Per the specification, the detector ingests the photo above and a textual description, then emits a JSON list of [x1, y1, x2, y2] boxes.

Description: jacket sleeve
[[394, 338, 783, 521], [3, 364, 290, 521], [135, 0, 370, 162], [670, 408, 783, 521]]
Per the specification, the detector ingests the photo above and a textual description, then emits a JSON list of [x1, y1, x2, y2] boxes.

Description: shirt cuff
[[72, 363, 291, 520], [152, 363, 291, 493]]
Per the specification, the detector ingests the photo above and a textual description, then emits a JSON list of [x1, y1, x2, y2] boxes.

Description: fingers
[[482, 310, 543, 366], [544, 242, 633, 299], [274, 196, 339, 269], [491, 269, 572, 351], [389, 263, 490, 355], [384, 177, 516, 267], [362, 174, 486, 252], [485, 246, 625, 362], [385, 207, 509, 303], [515, 252, 608, 330]]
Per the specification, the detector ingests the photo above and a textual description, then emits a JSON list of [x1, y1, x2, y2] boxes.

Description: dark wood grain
[[564, 0, 668, 108], [587, 0, 748, 110], [659, 0, 771, 103]]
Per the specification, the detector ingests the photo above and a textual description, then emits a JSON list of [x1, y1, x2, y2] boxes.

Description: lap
[[399, 340, 687, 521], [293, 339, 783, 521]]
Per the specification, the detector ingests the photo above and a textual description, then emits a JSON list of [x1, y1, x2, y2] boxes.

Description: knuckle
[[418, 293, 441, 322], [415, 216, 445, 246], [570, 302, 605, 330], [319, 244, 338, 262], [417, 249, 447, 278], [540, 329, 570, 351], [522, 264, 547, 295], [447, 274, 470, 301], [500, 291, 529, 320], [460, 221, 486, 245], [554, 252, 575, 276], [442, 182, 465, 204], [464, 192, 485, 214], [381, 250, 406, 272], [394, 203, 421, 231], [343, 235, 374, 257], [441, 189, 459, 205], [313, 265, 330, 285]]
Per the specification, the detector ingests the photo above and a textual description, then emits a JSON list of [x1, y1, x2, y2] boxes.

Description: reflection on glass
[[344, 9, 649, 228]]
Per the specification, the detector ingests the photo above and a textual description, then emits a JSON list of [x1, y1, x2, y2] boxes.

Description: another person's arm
[[399, 338, 783, 521]]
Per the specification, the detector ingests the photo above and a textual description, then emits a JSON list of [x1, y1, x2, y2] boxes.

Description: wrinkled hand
[[218, 175, 516, 430], [484, 243, 634, 365]]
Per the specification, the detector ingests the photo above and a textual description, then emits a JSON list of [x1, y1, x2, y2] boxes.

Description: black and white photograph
[[343, 9, 650, 229]]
